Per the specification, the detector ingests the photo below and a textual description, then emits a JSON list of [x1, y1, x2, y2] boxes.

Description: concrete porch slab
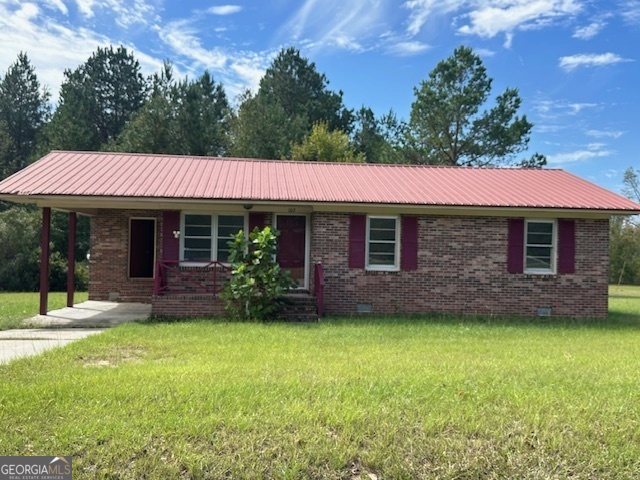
[[23, 301, 152, 328]]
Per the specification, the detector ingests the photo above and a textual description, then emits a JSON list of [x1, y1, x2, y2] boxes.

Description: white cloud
[[0, 1, 163, 103], [41, 0, 68, 15], [586, 129, 625, 139], [547, 143, 613, 165], [73, 0, 157, 27], [159, 19, 275, 101], [386, 40, 430, 56], [568, 102, 597, 114], [621, 0, 640, 24], [207, 5, 242, 16], [457, 0, 581, 38], [404, 0, 463, 36], [559, 52, 633, 71], [572, 21, 606, 40], [75, 0, 95, 18]]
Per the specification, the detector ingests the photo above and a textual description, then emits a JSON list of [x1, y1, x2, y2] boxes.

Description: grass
[[0, 291, 88, 330], [0, 288, 639, 478]]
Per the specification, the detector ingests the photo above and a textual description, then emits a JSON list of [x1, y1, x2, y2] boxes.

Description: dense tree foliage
[[47, 46, 146, 151], [112, 65, 230, 156], [231, 47, 352, 159], [0, 52, 50, 177], [290, 122, 363, 163], [351, 107, 408, 164], [409, 46, 545, 167]]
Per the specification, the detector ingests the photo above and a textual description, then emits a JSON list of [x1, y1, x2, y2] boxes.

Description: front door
[[276, 215, 307, 289]]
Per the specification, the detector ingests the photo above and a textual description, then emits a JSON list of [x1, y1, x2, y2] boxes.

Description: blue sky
[[0, 0, 638, 194]]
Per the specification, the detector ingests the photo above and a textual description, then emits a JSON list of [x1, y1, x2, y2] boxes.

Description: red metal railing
[[154, 260, 231, 296], [314, 262, 325, 318]]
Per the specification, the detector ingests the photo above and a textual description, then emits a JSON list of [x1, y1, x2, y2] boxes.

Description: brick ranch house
[[0, 151, 639, 319]]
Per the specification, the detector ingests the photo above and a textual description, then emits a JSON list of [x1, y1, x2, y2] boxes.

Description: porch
[[151, 260, 325, 321]]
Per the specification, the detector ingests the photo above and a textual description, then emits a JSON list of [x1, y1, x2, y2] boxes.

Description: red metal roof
[[0, 150, 639, 212]]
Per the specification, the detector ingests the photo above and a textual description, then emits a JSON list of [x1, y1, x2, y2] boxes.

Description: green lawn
[[0, 291, 88, 330], [0, 288, 639, 478]]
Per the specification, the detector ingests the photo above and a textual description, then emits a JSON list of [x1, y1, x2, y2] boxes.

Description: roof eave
[[2, 193, 638, 218]]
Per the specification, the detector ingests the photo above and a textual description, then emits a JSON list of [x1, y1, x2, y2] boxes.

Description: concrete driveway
[[0, 301, 151, 364]]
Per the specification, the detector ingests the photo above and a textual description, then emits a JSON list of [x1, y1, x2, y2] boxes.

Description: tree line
[[0, 45, 637, 289]]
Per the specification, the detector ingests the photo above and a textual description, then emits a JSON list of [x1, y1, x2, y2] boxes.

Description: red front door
[[276, 215, 307, 288]]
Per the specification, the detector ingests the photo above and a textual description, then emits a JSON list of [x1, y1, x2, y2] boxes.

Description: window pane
[[528, 222, 553, 234], [369, 253, 395, 265], [526, 246, 552, 269], [370, 218, 396, 230], [370, 228, 396, 241], [369, 242, 396, 254], [218, 226, 243, 238], [219, 215, 244, 228], [184, 249, 211, 261], [528, 232, 553, 245], [185, 215, 211, 227], [185, 225, 211, 237], [185, 238, 211, 250]]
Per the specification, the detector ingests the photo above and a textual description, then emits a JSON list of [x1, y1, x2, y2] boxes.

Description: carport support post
[[67, 212, 76, 307], [39, 207, 51, 316]]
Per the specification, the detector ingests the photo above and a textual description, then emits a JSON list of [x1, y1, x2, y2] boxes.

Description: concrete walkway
[[0, 301, 151, 364], [24, 300, 151, 328]]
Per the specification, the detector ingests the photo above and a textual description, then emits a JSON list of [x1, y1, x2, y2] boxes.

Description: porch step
[[277, 294, 318, 322]]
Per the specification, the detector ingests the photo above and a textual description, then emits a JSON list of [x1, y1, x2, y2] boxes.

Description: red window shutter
[[401, 215, 418, 270], [162, 211, 180, 261], [507, 218, 524, 274], [248, 212, 266, 233], [349, 214, 366, 269], [558, 219, 576, 274]]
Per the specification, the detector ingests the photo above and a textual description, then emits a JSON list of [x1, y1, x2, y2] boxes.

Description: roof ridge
[[48, 151, 565, 171]]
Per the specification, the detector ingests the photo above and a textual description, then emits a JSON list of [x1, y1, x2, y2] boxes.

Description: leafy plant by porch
[[221, 226, 296, 321], [0, 287, 639, 478]]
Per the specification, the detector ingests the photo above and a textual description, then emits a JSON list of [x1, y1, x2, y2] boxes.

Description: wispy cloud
[[281, 0, 389, 52], [73, 0, 158, 27], [586, 129, 625, 139], [159, 18, 276, 100], [386, 40, 430, 56], [559, 52, 633, 71], [404, 0, 463, 36], [42, 0, 69, 15], [207, 5, 242, 16], [621, 0, 640, 24], [573, 20, 606, 40], [547, 143, 613, 165]]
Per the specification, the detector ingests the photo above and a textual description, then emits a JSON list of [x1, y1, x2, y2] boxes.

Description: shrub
[[221, 226, 296, 321]]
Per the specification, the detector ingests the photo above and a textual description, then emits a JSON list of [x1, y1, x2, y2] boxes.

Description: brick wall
[[89, 209, 162, 303], [90, 208, 610, 318], [311, 213, 609, 319]]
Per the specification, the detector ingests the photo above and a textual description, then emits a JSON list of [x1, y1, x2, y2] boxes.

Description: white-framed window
[[181, 213, 246, 263], [366, 215, 400, 271], [524, 219, 556, 274]]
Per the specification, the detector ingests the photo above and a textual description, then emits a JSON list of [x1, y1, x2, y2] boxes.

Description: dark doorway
[[129, 219, 156, 278], [276, 215, 307, 288]]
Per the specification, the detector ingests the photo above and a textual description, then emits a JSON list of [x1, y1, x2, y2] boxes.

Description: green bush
[[221, 226, 295, 321]]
